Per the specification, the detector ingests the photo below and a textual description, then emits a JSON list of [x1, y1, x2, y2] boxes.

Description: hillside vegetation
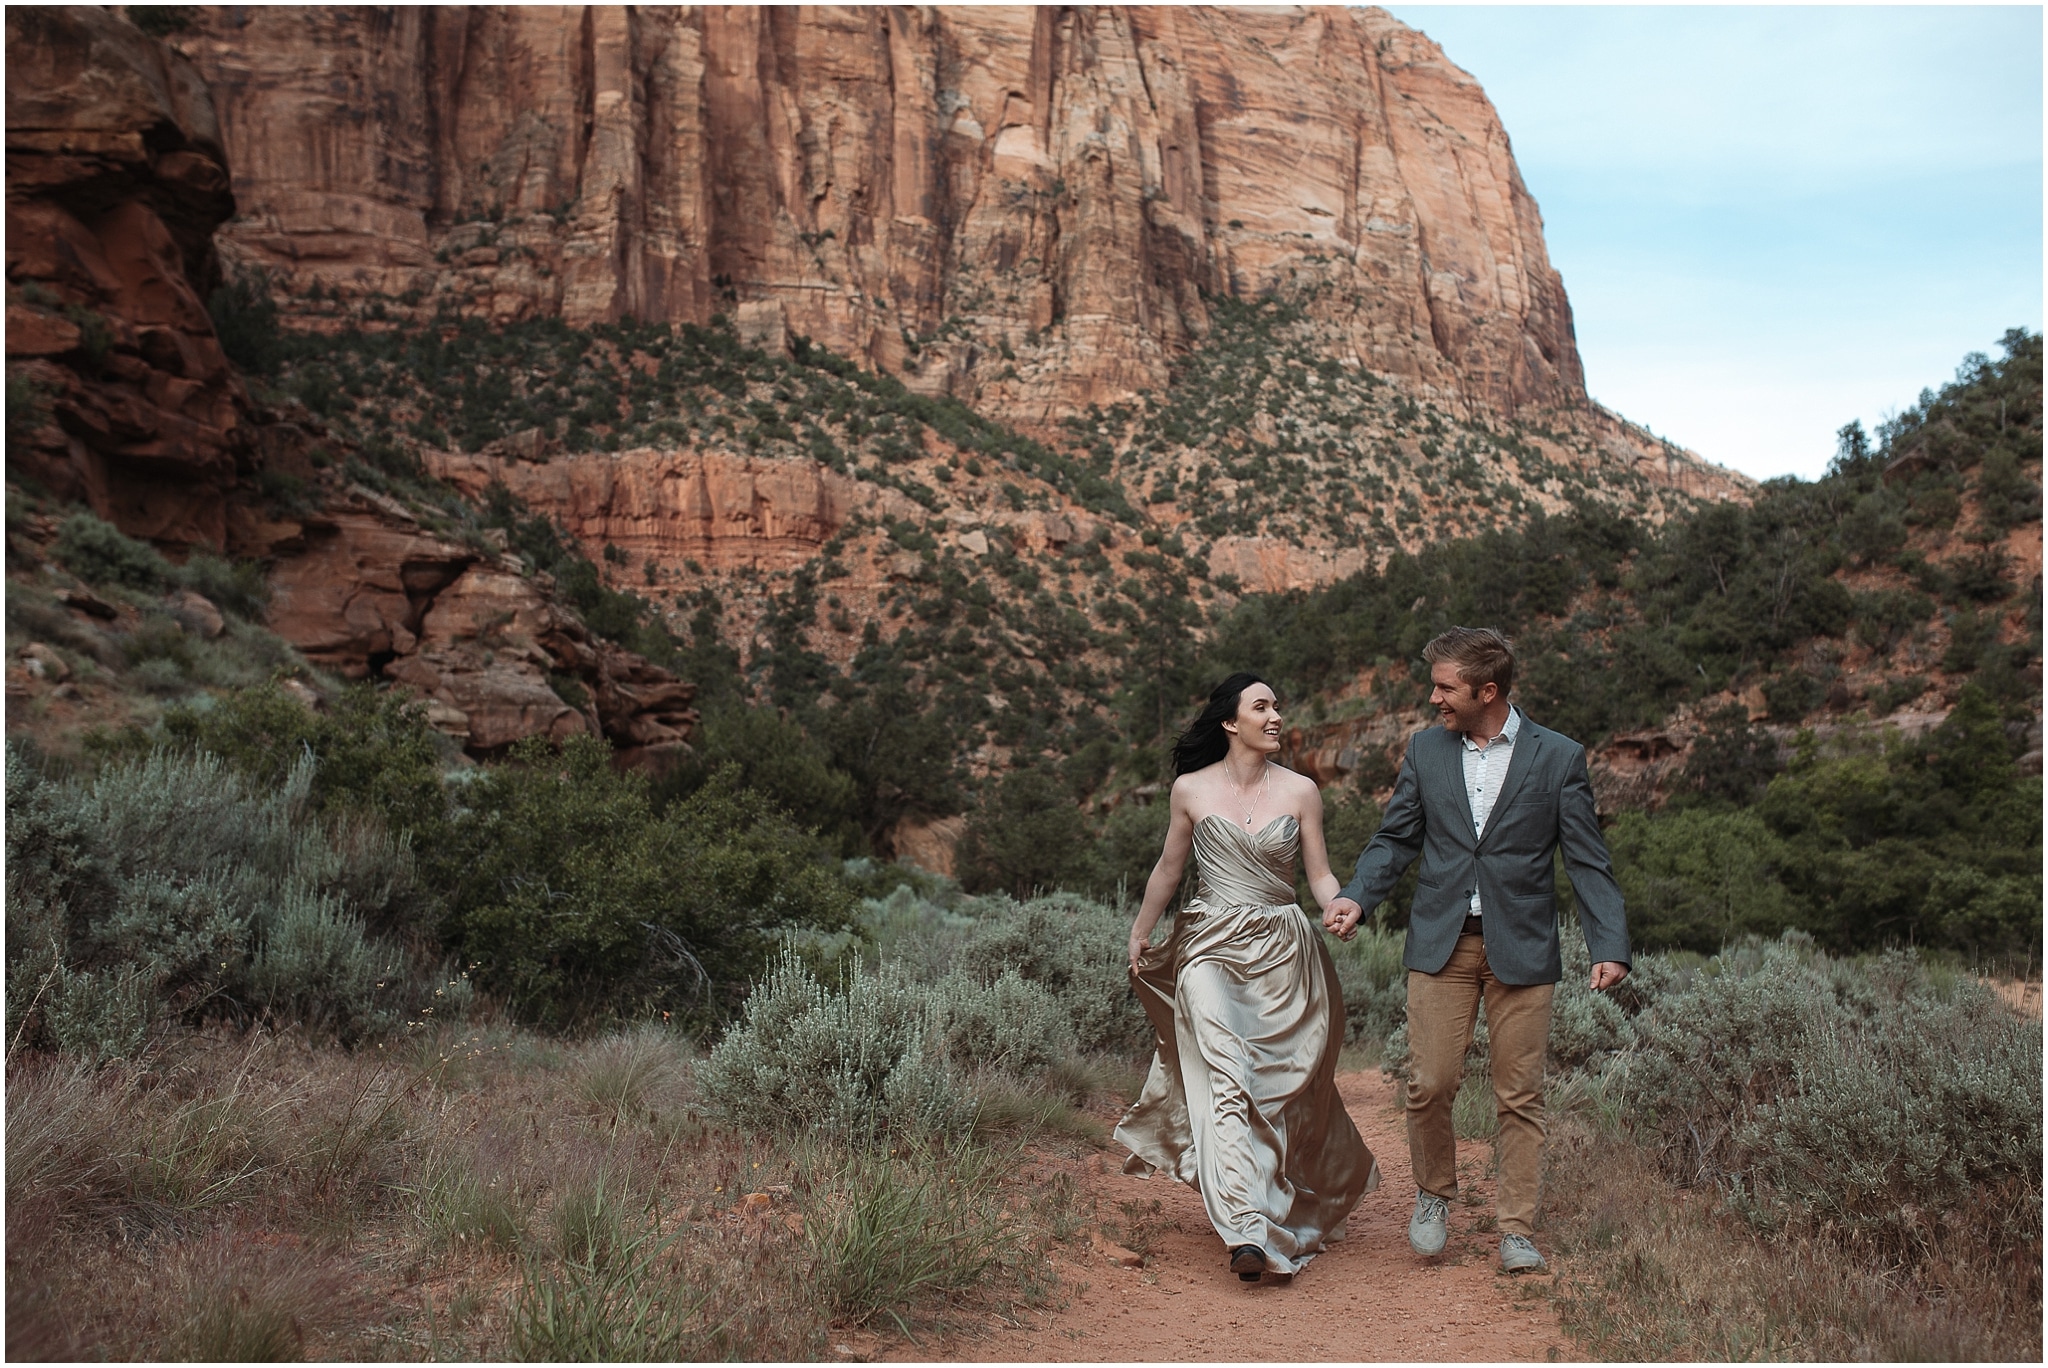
[[7, 295, 2039, 1360]]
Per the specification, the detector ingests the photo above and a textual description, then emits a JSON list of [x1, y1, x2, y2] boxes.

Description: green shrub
[[53, 512, 170, 590], [1607, 807, 1800, 952], [654, 702, 862, 855], [4, 743, 437, 1051], [1619, 936, 2041, 1262], [163, 681, 452, 860], [953, 891, 1148, 1056], [1675, 704, 1783, 808], [173, 554, 270, 620], [438, 740, 857, 1029], [1756, 688, 2041, 958], [1096, 798, 1170, 901], [206, 271, 288, 376], [957, 766, 1103, 899], [697, 951, 971, 1138], [117, 612, 301, 697]]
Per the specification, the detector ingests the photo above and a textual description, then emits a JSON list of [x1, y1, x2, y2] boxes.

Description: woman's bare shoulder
[[1271, 764, 1322, 799]]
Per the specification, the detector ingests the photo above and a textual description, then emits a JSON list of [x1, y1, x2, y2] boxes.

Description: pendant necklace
[[1235, 762, 1270, 828]]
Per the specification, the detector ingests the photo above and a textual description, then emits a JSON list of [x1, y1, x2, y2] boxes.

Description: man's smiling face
[[1428, 660, 1495, 735]]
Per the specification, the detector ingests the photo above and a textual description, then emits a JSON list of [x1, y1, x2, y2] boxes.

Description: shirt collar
[[1462, 705, 1521, 751]]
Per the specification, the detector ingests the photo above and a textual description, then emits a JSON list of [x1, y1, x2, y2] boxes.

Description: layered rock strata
[[235, 479, 703, 760], [5, 5, 245, 550], [170, 5, 1591, 428], [5, 8, 698, 761]]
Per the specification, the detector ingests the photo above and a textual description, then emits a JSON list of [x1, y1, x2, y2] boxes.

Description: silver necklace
[[1233, 762, 1270, 828]]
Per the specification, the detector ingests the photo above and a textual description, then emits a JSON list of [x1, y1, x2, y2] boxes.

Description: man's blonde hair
[[1422, 626, 1516, 697]]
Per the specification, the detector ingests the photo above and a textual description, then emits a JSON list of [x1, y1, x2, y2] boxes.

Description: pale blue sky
[[1382, 5, 2043, 482]]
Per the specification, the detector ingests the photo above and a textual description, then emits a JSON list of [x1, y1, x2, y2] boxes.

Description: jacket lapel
[[1434, 726, 1478, 843], [1478, 719, 1544, 846]]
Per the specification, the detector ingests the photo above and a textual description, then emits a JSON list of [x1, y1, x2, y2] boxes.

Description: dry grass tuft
[[1544, 1110, 2043, 1361], [168, 1231, 362, 1362], [6, 1021, 1091, 1359]]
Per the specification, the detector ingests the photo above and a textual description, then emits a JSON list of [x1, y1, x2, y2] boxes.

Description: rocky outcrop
[[423, 446, 904, 576], [240, 483, 698, 761], [168, 5, 1590, 428], [4, 8, 700, 762], [5, 5, 246, 551], [1207, 537, 1377, 595]]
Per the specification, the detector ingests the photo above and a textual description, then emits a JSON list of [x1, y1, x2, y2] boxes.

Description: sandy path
[[893, 1070, 1578, 1363]]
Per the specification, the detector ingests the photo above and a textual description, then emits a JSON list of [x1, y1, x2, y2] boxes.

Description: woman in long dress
[[1116, 672, 1379, 1281]]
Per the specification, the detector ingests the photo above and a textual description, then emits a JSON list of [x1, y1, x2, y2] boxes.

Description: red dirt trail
[[885, 1069, 1580, 1363]]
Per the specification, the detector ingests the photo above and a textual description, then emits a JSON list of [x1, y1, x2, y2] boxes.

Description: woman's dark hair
[[1171, 672, 1273, 776]]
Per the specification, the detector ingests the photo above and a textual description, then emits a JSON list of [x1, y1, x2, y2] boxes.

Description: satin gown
[[1115, 814, 1379, 1273]]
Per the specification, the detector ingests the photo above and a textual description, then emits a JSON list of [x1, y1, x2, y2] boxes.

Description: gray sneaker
[[1408, 1190, 1450, 1256], [1499, 1233, 1547, 1273]]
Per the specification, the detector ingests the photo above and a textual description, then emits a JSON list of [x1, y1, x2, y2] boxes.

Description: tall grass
[[5, 1015, 1082, 1360], [170, 1234, 353, 1362], [804, 1140, 1018, 1333], [570, 1024, 689, 1126], [511, 1217, 705, 1361]]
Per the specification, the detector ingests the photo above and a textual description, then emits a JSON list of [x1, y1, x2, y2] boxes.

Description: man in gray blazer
[[1323, 627, 1629, 1273]]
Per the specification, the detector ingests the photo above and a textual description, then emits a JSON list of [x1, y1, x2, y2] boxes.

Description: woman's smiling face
[[1224, 682, 1283, 754]]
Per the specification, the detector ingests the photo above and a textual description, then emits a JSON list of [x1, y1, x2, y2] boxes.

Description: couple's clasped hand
[[1321, 896, 1364, 941]]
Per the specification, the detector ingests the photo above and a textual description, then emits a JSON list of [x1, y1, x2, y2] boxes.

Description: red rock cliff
[[169, 5, 1586, 426], [6, 4, 246, 549], [5, 7, 698, 763]]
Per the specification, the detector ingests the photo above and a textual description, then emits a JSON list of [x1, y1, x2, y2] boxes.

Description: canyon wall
[[5, 6, 697, 761], [6, 5, 246, 550], [169, 5, 1587, 428]]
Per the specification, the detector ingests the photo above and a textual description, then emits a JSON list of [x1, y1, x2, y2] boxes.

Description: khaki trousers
[[1406, 932, 1553, 1237]]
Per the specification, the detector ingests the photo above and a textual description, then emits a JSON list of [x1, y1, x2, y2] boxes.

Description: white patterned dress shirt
[[1460, 705, 1522, 918]]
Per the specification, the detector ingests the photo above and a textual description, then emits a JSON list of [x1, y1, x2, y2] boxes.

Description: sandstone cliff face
[[210, 469, 701, 761], [5, 7, 698, 762], [6, 5, 246, 550], [170, 5, 1588, 427]]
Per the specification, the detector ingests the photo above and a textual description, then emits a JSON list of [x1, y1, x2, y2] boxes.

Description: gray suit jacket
[[1338, 714, 1630, 986]]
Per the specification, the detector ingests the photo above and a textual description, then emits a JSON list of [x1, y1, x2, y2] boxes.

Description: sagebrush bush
[[930, 967, 1075, 1078], [952, 891, 1150, 1056], [119, 612, 303, 696], [1619, 935, 2042, 1261], [699, 946, 1079, 1138], [52, 511, 171, 590], [5, 744, 448, 1054], [1325, 925, 1406, 1048], [698, 951, 971, 1138]]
